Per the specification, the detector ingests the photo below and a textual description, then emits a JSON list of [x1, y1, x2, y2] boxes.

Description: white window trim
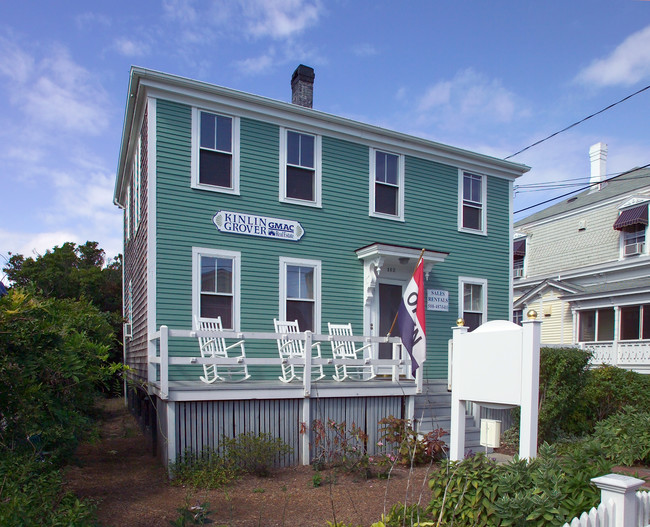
[[279, 127, 322, 207], [192, 247, 241, 331], [369, 148, 405, 221], [458, 276, 488, 324], [133, 135, 142, 233], [191, 107, 240, 195], [458, 170, 487, 235], [279, 256, 321, 331], [125, 185, 131, 241]]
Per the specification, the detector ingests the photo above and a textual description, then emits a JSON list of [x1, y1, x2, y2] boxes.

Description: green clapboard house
[[114, 65, 529, 465]]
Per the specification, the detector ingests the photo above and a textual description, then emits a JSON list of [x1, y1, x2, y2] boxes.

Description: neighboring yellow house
[[513, 143, 650, 373]]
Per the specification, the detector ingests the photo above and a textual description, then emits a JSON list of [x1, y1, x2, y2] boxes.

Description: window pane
[[464, 283, 482, 312], [464, 174, 482, 203], [375, 183, 398, 215], [376, 151, 386, 183], [463, 204, 481, 230], [201, 257, 216, 292], [623, 225, 645, 245], [385, 153, 398, 185], [620, 306, 640, 340], [300, 134, 314, 168], [216, 116, 232, 152], [216, 258, 232, 294], [287, 300, 314, 332], [286, 166, 314, 201], [643, 305, 650, 339], [200, 294, 233, 328], [597, 308, 614, 341], [579, 310, 595, 341], [200, 112, 216, 149], [287, 265, 314, 299], [471, 176, 481, 203], [287, 131, 300, 166], [199, 150, 232, 187], [464, 312, 482, 332]]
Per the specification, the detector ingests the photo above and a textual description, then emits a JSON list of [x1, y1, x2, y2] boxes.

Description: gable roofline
[[514, 278, 583, 309], [114, 66, 530, 206]]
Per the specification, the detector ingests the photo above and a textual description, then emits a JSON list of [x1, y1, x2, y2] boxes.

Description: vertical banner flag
[[397, 259, 426, 376]]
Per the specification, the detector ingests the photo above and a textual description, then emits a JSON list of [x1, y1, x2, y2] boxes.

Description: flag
[[396, 259, 426, 376]]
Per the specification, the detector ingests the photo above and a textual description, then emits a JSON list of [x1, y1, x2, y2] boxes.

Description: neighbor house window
[[191, 109, 240, 194], [613, 203, 648, 257], [459, 171, 486, 234], [193, 248, 240, 330], [619, 304, 650, 340], [578, 308, 614, 342], [512, 309, 523, 326], [622, 225, 646, 257], [513, 238, 526, 278], [280, 257, 321, 332], [280, 129, 321, 206], [370, 149, 404, 220], [459, 277, 487, 331]]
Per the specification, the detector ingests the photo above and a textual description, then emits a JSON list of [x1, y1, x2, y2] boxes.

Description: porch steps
[[414, 380, 482, 455]]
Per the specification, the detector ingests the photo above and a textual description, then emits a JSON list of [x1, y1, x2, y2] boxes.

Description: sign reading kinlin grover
[[213, 210, 304, 242]]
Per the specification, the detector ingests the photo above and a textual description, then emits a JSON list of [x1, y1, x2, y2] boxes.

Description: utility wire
[[514, 163, 650, 214], [505, 84, 650, 160]]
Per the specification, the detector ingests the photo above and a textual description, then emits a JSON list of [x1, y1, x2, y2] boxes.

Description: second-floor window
[[280, 129, 321, 206], [370, 149, 404, 220], [613, 203, 647, 257], [622, 225, 646, 256], [459, 172, 486, 234], [192, 109, 240, 194], [513, 238, 526, 278]]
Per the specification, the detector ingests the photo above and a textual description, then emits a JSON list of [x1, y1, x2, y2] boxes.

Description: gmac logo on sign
[[213, 210, 305, 242]]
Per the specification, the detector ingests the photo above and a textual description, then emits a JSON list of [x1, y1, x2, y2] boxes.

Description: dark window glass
[[375, 183, 398, 215], [376, 151, 398, 185], [643, 305, 650, 339], [287, 131, 314, 168], [597, 308, 615, 341], [463, 204, 481, 230], [200, 113, 215, 149], [579, 310, 595, 341], [464, 312, 482, 332], [216, 115, 232, 152], [286, 166, 314, 201], [620, 306, 640, 340], [287, 265, 314, 299], [200, 295, 233, 328], [513, 310, 523, 325], [199, 150, 232, 188], [464, 173, 482, 203], [286, 300, 314, 332]]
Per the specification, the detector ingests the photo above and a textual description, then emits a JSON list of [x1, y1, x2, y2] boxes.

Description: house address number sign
[[213, 210, 305, 242]]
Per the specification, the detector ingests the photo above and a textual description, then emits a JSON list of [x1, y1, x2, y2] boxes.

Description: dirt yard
[[64, 399, 434, 527]]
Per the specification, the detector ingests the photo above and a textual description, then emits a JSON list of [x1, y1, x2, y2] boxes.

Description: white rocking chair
[[328, 322, 376, 381], [274, 319, 325, 383], [196, 317, 250, 383]]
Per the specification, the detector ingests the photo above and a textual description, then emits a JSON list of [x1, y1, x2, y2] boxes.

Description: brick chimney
[[291, 65, 314, 108], [589, 142, 608, 193]]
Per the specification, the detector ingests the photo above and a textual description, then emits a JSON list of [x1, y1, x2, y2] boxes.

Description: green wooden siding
[[155, 99, 512, 381]]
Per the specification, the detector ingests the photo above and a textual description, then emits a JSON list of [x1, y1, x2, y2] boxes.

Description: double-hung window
[[578, 308, 614, 342], [193, 248, 240, 330], [459, 277, 487, 331], [192, 109, 239, 194], [370, 149, 404, 220], [459, 171, 486, 234], [280, 129, 321, 206], [280, 257, 321, 332], [622, 225, 645, 256]]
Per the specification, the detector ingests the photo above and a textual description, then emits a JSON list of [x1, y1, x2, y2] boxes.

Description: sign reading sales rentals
[[213, 210, 304, 242]]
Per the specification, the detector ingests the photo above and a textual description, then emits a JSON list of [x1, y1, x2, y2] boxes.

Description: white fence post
[[519, 312, 541, 460], [160, 325, 169, 400], [591, 474, 645, 527], [449, 322, 469, 461]]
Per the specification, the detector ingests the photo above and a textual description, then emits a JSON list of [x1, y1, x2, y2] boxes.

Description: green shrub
[[0, 452, 97, 526], [378, 415, 446, 465], [590, 408, 650, 466], [170, 448, 238, 489], [222, 432, 293, 477]]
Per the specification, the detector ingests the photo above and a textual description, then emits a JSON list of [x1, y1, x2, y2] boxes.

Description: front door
[[379, 283, 403, 360]]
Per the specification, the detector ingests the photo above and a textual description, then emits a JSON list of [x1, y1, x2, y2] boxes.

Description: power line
[[514, 164, 650, 214], [505, 83, 650, 160]]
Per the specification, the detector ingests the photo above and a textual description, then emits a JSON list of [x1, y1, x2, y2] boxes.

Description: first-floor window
[[193, 248, 240, 330], [578, 308, 614, 342], [280, 257, 321, 332], [459, 277, 487, 331], [620, 304, 650, 340]]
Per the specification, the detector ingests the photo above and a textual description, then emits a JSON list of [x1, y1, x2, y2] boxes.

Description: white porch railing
[[562, 474, 650, 527], [581, 341, 650, 373], [148, 327, 420, 400]]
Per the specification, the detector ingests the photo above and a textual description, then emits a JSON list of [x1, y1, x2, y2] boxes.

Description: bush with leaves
[[223, 432, 293, 477], [310, 419, 370, 476], [170, 448, 238, 489], [378, 415, 446, 465], [589, 408, 650, 466]]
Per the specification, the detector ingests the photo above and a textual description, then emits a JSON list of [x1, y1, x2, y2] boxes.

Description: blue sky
[[1, 1, 650, 268]]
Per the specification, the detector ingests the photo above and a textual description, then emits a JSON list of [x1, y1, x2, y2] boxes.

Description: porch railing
[[581, 340, 650, 372], [149, 327, 420, 400]]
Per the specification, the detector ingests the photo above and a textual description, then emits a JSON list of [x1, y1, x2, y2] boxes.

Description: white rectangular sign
[[427, 289, 449, 311], [213, 210, 304, 241]]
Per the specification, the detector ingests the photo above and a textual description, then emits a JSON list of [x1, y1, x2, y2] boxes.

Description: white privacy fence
[[562, 474, 650, 527]]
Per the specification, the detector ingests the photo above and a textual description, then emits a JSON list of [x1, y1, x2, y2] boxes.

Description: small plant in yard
[[310, 419, 372, 477], [378, 415, 447, 465], [170, 498, 213, 526], [312, 470, 323, 487], [169, 448, 238, 489], [222, 431, 293, 477]]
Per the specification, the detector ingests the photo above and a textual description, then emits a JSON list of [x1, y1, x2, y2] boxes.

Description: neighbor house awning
[[613, 204, 648, 230], [513, 239, 526, 257]]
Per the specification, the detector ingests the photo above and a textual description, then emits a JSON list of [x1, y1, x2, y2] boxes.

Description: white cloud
[[576, 24, 650, 87], [418, 81, 452, 111], [74, 12, 112, 30], [352, 43, 377, 58], [114, 37, 150, 57], [239, 0, 323, 39], [236, 50, 276, 74]]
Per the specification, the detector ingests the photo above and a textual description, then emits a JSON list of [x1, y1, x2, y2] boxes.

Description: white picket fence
[[562, 474, 650, 527]]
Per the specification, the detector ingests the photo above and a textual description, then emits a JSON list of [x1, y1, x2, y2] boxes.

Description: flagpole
[[386, 248, 426, 337]]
